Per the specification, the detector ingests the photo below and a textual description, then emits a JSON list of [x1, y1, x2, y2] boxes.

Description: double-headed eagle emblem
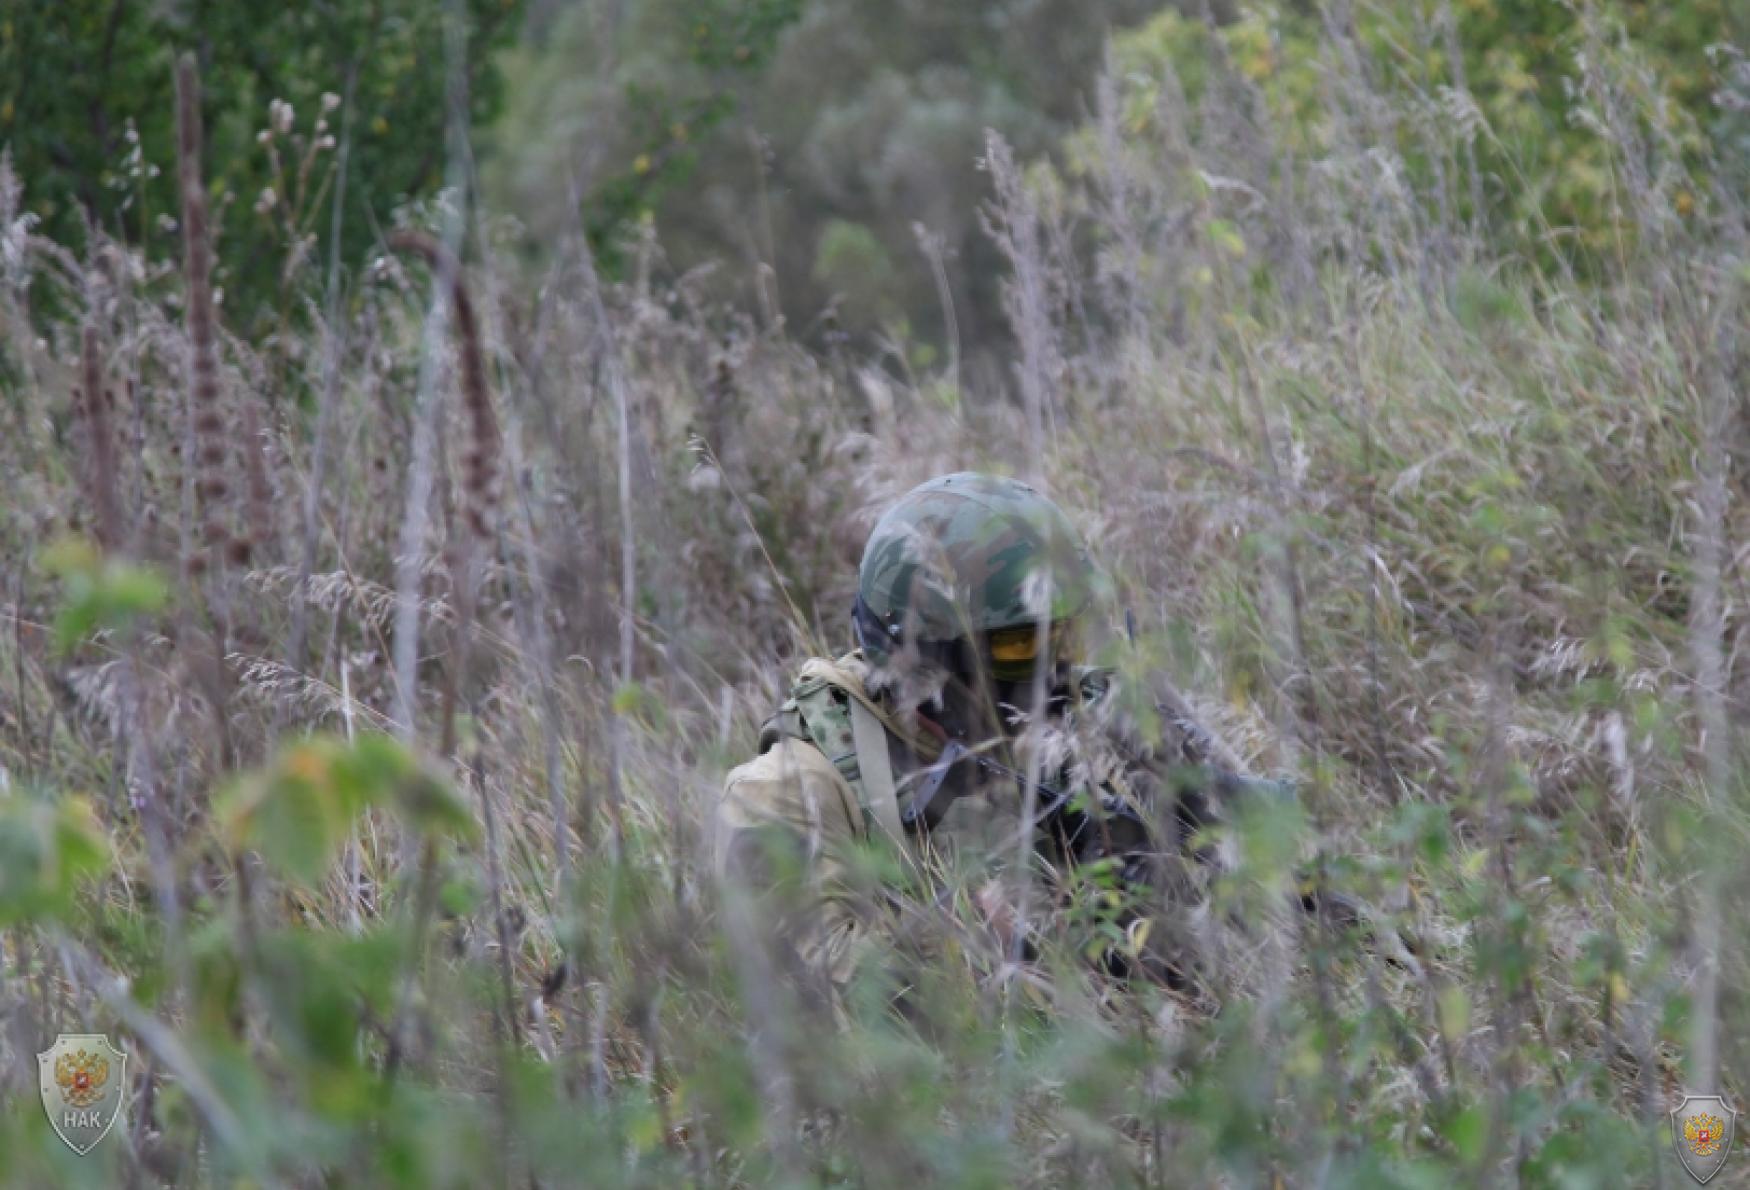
[[1672, 1095, 1738, 1184], [1685, 1110, 1727, 1159], [54, 1047, 111, 1109]]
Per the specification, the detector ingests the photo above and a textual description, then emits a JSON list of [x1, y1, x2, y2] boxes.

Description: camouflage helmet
[[853, 472, 1096, 666]]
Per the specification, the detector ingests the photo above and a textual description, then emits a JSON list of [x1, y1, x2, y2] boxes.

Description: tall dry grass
[[0, 9, 1746, 1188]]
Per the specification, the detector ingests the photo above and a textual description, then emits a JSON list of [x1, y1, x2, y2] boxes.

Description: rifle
[[897, 730, 1364, 951], [897, 734, 1170, 871]]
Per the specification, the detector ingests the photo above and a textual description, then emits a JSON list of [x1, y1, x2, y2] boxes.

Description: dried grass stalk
[[76, 325, 126, 552], [388, 229, 500, 544], [175, 53, 232, 571], [237, 395, 278, 566]]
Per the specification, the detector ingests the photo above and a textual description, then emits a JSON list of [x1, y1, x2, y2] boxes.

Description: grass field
[[0, 10, 1747, 1187]]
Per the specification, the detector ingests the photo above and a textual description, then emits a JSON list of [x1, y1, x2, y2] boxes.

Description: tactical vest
[[757, 658, 906, 838], [756, 655, 1114, 839]]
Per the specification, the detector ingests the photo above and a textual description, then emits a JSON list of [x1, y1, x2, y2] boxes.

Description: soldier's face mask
[[855, 594, 1081, 734]]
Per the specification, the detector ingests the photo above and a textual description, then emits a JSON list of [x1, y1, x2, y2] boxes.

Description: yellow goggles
[[986, 620, 1076, 675]]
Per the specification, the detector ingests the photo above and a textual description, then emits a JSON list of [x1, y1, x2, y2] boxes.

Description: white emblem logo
[[37, 1033, 128, 1155]]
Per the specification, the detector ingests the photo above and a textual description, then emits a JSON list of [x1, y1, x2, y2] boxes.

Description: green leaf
[[0, 791, 112, 925], [391, 769, 477, 841], [218, 741, 355, 885], [1442, 1102, 1489, 1165], [42, 537, 168, 655], [1206, 217, 1247, 258], [220, 734, 475, 884], [328, 733, 417, 813], [1437, 985, 1470, 1047], [440, 873, 482, 917]]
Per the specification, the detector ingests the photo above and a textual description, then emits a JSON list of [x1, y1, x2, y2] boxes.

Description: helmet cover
[[854, 472, 1095, 664]]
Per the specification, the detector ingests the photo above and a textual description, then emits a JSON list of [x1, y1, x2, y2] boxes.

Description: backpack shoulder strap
[[845, 696, 903, 842]]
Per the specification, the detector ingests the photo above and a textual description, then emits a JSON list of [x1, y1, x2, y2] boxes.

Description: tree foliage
[[488, 0, 1163, 364], [493, 0, 1741, 362], [1, 0, 520, 326], [1073, 0, 1742, 275]]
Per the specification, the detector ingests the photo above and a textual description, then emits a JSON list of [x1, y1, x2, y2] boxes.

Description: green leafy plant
[[41, 538, 168, 656]]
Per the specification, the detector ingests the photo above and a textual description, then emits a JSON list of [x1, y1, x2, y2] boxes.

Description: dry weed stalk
[[387, 229, 499, 764], [980, 130, 1059, 473], [175, 53, 233, 573], [174, 51, 241, 773], [75, 325, 126, 552], [388, 224, 524, 1053], [389, 230, 500, 544], [238, 396, 278, 566]]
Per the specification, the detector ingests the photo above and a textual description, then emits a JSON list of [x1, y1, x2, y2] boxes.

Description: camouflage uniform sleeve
[[714, 739, 879, 989]]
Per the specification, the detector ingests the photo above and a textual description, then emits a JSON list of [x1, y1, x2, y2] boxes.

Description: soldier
[[714, 471, 1259, 1000]]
